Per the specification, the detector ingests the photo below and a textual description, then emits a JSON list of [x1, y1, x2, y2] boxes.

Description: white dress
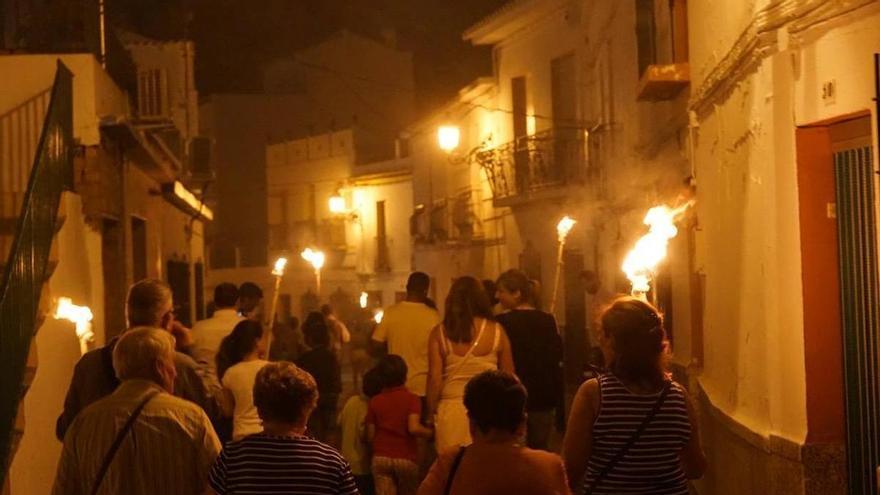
[[435, 321, 500, 452]]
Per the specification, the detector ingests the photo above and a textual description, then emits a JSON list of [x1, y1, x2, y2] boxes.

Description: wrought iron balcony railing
[[475, 127, 590, 202]]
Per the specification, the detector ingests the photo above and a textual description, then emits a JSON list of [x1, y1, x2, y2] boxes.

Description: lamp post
[[54, 297, 94, 356], [549, 216, 576, 314], [265, 257, 288, 355], [301, 248, 326, 295]]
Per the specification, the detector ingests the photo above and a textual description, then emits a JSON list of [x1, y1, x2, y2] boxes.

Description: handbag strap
[[443, 446, 467, 495], [90, 389, 160, 495], [584, 380, 672, 495]]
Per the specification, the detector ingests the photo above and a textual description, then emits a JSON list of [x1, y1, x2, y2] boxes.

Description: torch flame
[[557, 216, 576, 243], [373, 309, 384, 324], [359, 291, 368, 309], [54, 297, 95, 344], [300, 248, 326, 270], [622, 202, 693, 295], [272, 257, 288, 276]]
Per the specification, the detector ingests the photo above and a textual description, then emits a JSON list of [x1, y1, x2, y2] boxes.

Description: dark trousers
[[355, 474, 375, 495], [308, 396, 338, 443]]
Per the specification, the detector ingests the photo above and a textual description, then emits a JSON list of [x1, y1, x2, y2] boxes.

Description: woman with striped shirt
[[562, 297, 706, 494]]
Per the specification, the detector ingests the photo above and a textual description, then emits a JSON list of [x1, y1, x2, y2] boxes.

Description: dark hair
[[496, 269, 532, 306], [376, 354, 408, 388], [254, 361, 318, 424], [482, 279, 499, 306], [362, 367, 384, 398], [216, 320, 263, 380], [443, 276, 493, 343], [239, 282, 263, 299], [320, 304, 333, 316], [214, 282, 240, 308], [463, 370, 527, 435], [303, 311, 330, 348], [601, 297, 667, 386], [406, 272, 430, 294]]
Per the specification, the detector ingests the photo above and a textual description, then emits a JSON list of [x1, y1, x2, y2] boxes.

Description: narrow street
[[1, 1, 880, 494]]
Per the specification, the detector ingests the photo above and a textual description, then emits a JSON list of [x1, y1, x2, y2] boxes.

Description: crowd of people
[[51, 269, 706, 495]]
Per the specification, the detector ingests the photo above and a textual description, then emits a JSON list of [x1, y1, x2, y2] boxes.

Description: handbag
[[443, 446, 467, 495], [89, 389, 160, 495], [584, 381, 672, 495]]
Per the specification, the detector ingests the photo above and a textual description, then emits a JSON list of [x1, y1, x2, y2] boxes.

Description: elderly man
[[53, 327, 221, 495], [56, 279, 216, 441]]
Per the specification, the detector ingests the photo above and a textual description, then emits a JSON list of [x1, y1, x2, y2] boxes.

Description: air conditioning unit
[[188, 137, 214, 182]]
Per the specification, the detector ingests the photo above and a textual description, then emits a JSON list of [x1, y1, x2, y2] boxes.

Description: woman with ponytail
[[216, 319, 268, 440], [426, 276, 514, 453], [561, 297, 706, 494]]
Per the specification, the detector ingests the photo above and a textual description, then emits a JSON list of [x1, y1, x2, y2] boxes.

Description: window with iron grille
[[137, 69, 167, 118]]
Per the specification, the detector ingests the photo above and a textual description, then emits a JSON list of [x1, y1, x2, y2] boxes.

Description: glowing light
[[272, 257, 288, 276], [300, 248, 326, 270], [373, 309, 384, 324], [329, 195, 346, 214], [556, 216, 576, 243], [622, 202, 693, 296], [54, 297, 94, 354], [359, 291, 368, 309], [437, 126, 461, 152]]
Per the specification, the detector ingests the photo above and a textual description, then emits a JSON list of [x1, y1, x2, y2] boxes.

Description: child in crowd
[[296, 312, 342, 443], [366, 355, 434, 495], [339, 367, 384, 495]]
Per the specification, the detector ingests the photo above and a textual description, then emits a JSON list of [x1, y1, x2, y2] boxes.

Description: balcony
[[475, 127, 591, 206]]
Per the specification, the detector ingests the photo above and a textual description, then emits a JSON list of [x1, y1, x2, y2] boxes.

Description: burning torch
[[54, 297, 94, 356], [301, 248, 326, 295], [359, 291, 368, 309], [622, 202, 693, 301], [549, 216, 576, 314], [265, 257, 288, 355]]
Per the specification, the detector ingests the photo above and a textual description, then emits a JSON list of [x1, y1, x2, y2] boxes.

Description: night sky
[[110, 0, 507, 114]]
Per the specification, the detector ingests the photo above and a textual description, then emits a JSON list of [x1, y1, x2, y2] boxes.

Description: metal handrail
[[0, 61, 73, 483]]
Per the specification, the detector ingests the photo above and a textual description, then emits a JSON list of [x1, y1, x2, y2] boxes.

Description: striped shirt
[[208, 433, 359, 494], [583, 373, 691, 495], [52, 379, 221, 495]]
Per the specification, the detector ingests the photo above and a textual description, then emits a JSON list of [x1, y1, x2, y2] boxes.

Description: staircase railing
[[0, 61, 73, 483]]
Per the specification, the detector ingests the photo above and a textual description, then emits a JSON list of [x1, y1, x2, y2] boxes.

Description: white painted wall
[[8, 193, 104, 495]]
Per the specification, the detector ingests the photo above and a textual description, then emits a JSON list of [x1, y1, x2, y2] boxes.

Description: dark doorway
[[166, 260, 191, 327], [102, 219, 126, 338]]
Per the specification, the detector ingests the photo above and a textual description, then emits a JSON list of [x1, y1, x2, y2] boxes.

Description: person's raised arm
[[562, 378, 599, 489], [680, 390, 707, 479], [425, 325, 444, 426]]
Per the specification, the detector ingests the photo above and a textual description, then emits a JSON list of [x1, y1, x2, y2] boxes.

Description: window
[[137, 69, 167, 118], [376, 200, 390, 272], [635, 0, 690, 100], [635, 0, 658, 76]]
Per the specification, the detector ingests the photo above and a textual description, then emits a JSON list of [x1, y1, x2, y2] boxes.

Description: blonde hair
[[113, 327, 175, 381], [126, 279, 173, 327]]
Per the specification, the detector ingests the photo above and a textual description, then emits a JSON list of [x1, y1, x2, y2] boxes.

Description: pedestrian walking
[[495, 268, 564, 450], [417, 370, 570, 495], [338, 367, 384, 495], [216, 320, 269, 440], [192, 283, 244, 377], [562, 297, 706, 494], [238, 281, 264, 321], [206, 361, 359, 494], [367, 355, 434, 495], [56, 279, 215, 441], [296, 311, 342, 442], [426, 276, 514, 452], [53, 327, 221, 495], [323, 303, 352, 358], [371, 272, 441, 405]]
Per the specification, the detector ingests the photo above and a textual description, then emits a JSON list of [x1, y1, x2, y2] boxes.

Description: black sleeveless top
[[583, 373, 691, 494]]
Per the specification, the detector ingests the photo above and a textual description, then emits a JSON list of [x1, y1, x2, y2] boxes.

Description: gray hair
[[113, 327, 176, 381], [127, 279, 173, 327]]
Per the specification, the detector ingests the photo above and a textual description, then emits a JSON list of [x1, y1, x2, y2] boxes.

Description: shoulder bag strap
[[584, 381, 673, 495], [90, 390, 160, 495], [443, 446, 467, 495]]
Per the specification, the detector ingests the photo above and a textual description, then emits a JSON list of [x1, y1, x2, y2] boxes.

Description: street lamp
[[329, 195, 347, 215], [301, 248, 326, 294], [437, 125, 461, 152]]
